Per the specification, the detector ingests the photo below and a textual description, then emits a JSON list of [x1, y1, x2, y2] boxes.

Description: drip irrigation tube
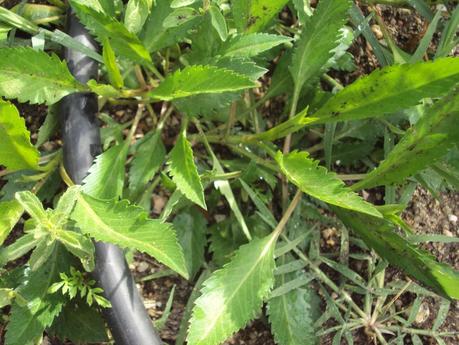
[[59, 10, 162, 345]]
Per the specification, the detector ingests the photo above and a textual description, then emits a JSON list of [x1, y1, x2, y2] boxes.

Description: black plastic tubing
[[59, 10, 162, 345]]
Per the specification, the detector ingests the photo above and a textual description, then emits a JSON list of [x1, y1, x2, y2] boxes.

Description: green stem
[[282, 233, 368, 320]]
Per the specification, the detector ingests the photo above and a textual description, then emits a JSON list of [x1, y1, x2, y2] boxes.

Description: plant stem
[[282, 233, 368, 320], [127, 104, 145, 143], [273, 189, 303, 238]]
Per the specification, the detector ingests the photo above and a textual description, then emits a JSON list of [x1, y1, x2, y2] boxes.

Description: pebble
[[443, 230, 454, 238], [137, 261, 149, 273], [371, 25, 383, 39], [448, 214, 458, 223]]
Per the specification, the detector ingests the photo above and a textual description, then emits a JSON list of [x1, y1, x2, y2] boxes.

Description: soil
[[1, 1, 458, 345]]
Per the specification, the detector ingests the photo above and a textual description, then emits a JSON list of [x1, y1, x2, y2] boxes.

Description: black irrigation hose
[[59, 10, 162, 345]]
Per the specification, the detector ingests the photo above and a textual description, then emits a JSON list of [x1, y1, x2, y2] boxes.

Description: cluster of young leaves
[[1, 0, 459, 345]]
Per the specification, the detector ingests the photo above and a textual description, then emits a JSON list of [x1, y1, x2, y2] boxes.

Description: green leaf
[[57, 230, 95, 272], [0, 233, 40, 267], [353, 88, 459, 190], [187, 233, 277, 345], [209, 5, 228, 41], [436, 5, 459, 58], [305, 58, 459, 125], [102, 38, 124, 89], [69, 0, 152, 65], [0, 200, 23, 245], [87, 79, 121, 97], [276, 151, 381, 218], [149, 65, 256, 101], [232, 0, 289, 33], [5, 245, 69, 345], [49, 300, 108, 344], [335, 208, 459, 300], [218, 33, 291, 58], [15, 191, 47, 223], [163, 7, 198, 28], [28, 239, 56, 271], [168, 132, 206, 209], [140, 0, 202, 52], [290, 0, 351, 98], [268, 259, 319, 345], [124, 0, 152, 34], [173, 208, 207, 279], [0, 100, 39, 170], [82, 142, 128, 199], [0, 47, 85, 105], [71, 192, 189, 279], [171, 0, 196, 7], [128, 130, 166, 200], [37, 105, 59, 147]]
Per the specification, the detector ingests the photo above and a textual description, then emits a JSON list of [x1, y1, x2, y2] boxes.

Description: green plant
[[1, 0, 459, 344]]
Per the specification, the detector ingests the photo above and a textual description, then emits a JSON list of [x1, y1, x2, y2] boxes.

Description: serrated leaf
[[102, 38, 124, 89], [0, 200, 23, 245], [124, 0, 152, 34], [69, 0, 152, 65], [173, 208, 207, 279], [232, 0, 289, 33], [0, 100, 39, 170], [71, 192, 189, 279], [82, 142, 128, 199], [128, 130, 166, 201], [290, 0, 351, 97], [0, 48, 85, 105], [219, 33, 291, 58], [168, 132, 206, 209], [140, 0, 202, 52], [149, 65, 256, 101], [353, 88, 459, 190], [5, 245, 70, 345], [305, 58, 459, 125], [268, 258, 319, 345], [187, 233, 277, 345], [335, 208, 459, 300], [276, 151, 381, 218], [212, 57, 267, 81]]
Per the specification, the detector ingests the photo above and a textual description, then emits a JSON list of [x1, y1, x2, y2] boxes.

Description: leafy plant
[[1, 0, 459, 344]]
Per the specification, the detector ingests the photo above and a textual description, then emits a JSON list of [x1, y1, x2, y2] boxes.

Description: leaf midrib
[[197, 234, 276, 342], [76, 195, 185, 277]]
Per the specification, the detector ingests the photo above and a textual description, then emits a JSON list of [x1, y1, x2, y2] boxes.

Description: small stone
[[448, 214, 458, 223], [415, 302, 430, 324], [371, 25, 383, 39], [443, 230, 454, 237], [137, 261, 149, 273]]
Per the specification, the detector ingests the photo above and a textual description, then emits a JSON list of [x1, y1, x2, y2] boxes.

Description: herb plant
[[1, 0, 459, 344]]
